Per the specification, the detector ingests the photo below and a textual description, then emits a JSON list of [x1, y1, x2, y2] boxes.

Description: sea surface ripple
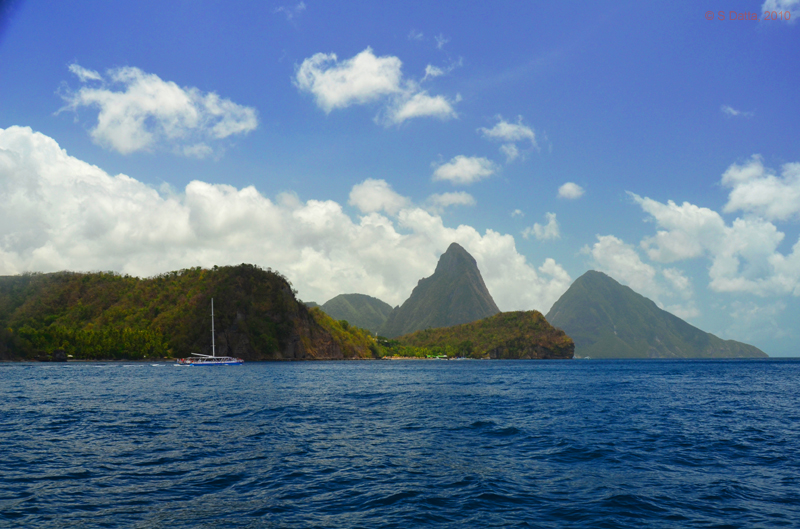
[[1, 359, 799, 528]]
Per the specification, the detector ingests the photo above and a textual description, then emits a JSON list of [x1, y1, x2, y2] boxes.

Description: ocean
[[2, 359, 799, 528]]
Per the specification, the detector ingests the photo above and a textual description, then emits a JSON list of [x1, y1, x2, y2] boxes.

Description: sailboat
[[177, 298, 244, 366]]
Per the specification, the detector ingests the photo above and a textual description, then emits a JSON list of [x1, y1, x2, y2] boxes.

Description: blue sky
[[1, 0, 799, 355]]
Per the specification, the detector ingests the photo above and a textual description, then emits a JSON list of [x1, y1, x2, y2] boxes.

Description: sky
[[1, 0, 799, 355]]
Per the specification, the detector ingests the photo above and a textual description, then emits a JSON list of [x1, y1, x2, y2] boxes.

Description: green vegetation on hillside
[[0, 265, 378, 361], [395, 311, 574, 359], [545, 270, 767, 358], [380, 242, 500, 338], [320, 293, 393, 334]]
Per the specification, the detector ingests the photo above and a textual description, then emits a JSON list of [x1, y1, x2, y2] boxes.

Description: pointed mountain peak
[[435, 242, 477, 274], [380, 242, 500, 338]]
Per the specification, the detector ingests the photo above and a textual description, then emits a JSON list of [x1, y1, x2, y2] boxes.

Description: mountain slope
[[380, 242, 500, 338], [320, 293, 393, 334], [0, 265, 377, 361], [398, 311, 574, 359], [545, 270, 767, 358]]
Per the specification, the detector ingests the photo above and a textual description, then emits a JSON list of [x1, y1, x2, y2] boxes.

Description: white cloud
[[662, 267, 693, 299], [585, 235, 660, 298], [425, 192, 476, 213], [522, 212, 560, 241], [511, 209, 524, 218], [479, 116, 536, 143], [0, 126, 570, 313], [348, 178, 410, 215], [59, 65, 257, 157], [295, 47, 456, 125], [721, 155, 800, 221], [294, 48, 403, 113], [500, 144, 519, 163], [761, 0, 799, 22], [432, 155, 497, 185], [422, 58, 462, 82], [386, 91, 456, 125], [423, 65, 444, 80], [558, 182, 584, 199], [435, 34, 450, 50], [721, 105, 754, 118], [274, 1, 306, 20], [724, 300, 788, 342], [478, 116, 537, 163], [631, 191, 800, 297], [68, 64, 102, 82]]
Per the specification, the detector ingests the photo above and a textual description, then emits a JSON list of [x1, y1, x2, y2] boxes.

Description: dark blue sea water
[[2, 359, 800, 528]]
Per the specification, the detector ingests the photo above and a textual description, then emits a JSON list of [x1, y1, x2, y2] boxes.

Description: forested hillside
[[0, 265, 377, 361], [320, 293, 393, 334], [395, 311, 574, 359]]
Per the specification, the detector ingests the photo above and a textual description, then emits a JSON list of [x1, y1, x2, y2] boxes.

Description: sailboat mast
[[211, 298, 216, 358]]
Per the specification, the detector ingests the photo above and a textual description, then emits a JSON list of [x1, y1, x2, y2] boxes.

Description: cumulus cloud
[[295, 48, 402, 112], [558, 182, 584, 199], [425, 192, 476, 213], [295, 47, 456, 125], [584, 234, 696, 316], [59, 64, 257, 157], [522, 212, 560, 241], [432, 155, 497, 185], [387, 91, 456, 125], [631, 191, 800, 297], [478, 116, 537, 163], [479, 116, 536, 143], [0, 126, 570, 312], [721, 155, 800, 221], [348, 178, 410, 215], [511, 209, 524, 218], [721, 105, 754, 118], [761, 0, 799, 21]]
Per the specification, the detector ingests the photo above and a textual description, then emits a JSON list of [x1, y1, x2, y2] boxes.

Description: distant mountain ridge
[[545, 270, 767, 358], [380, 243, 500, 338], [320, 294, 393, 334]]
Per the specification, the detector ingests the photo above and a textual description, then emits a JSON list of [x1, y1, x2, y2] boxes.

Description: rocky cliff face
[[380, 243, 500, 338]]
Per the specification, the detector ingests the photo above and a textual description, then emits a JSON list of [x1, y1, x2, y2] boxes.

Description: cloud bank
[[625, 156, 800, 298], [59, 64, 257, 157], [0, 126, 570, 312]]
